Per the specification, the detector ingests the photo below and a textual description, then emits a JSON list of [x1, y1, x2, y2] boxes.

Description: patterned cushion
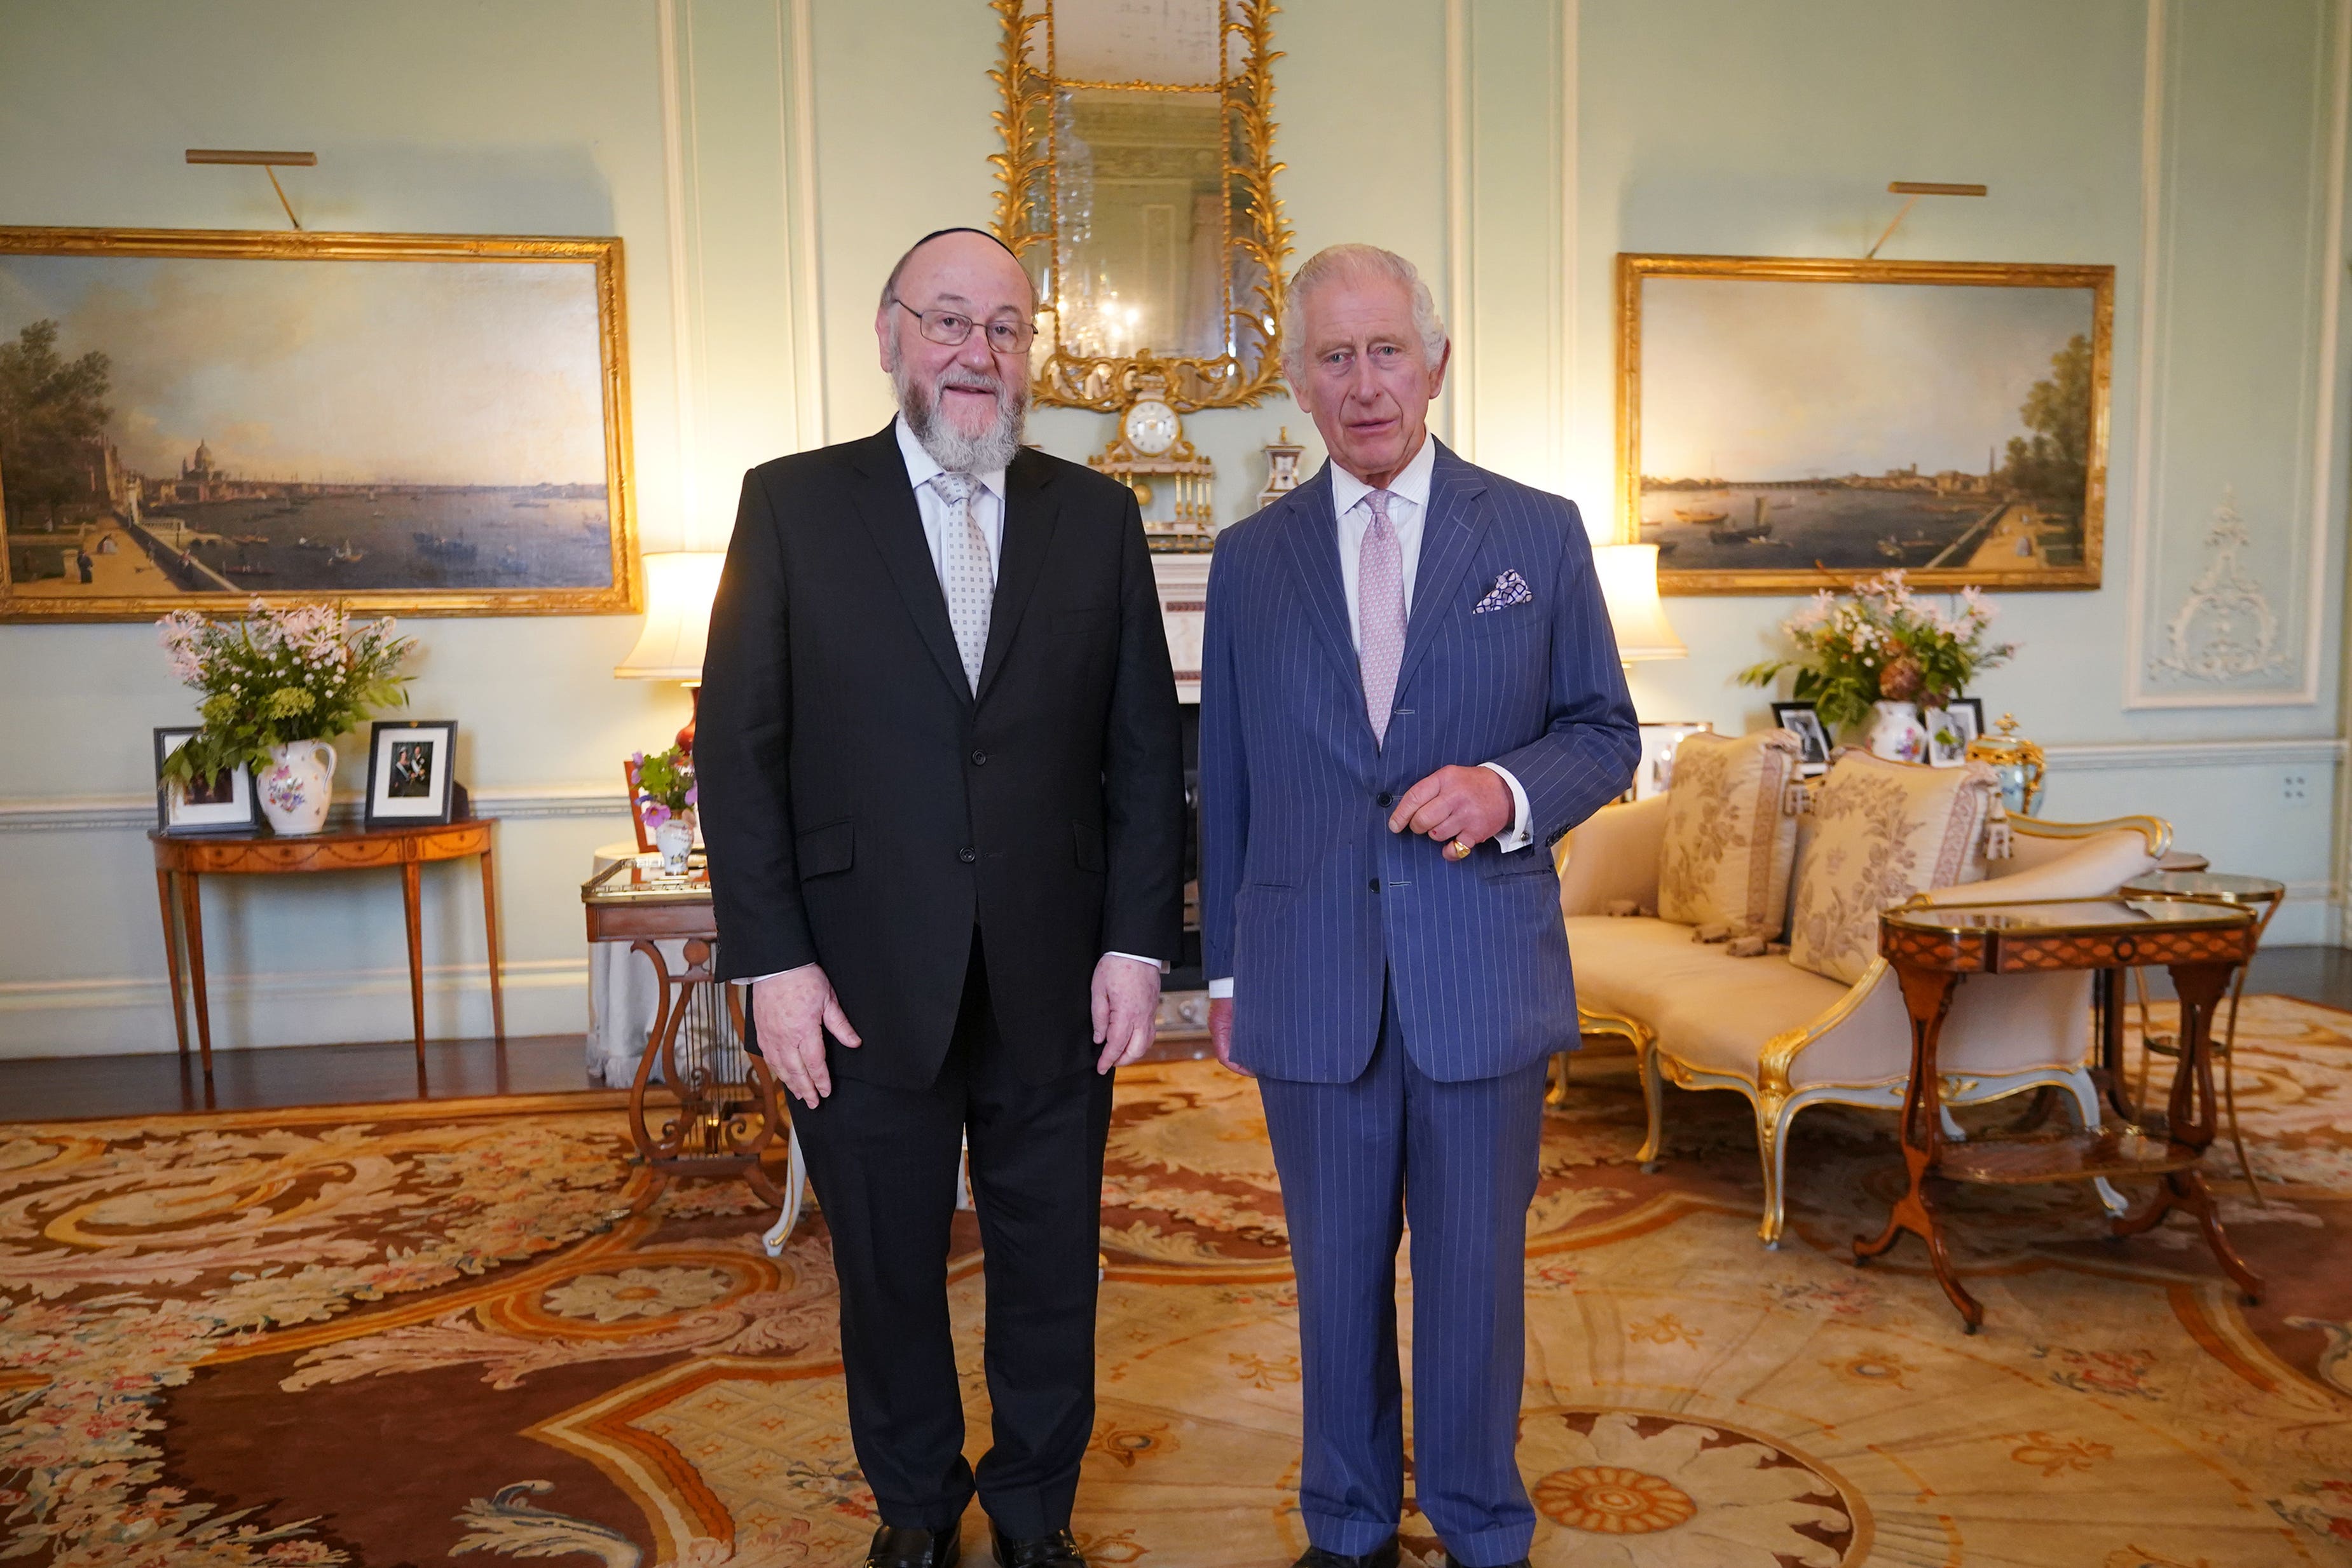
[[1787, 751, 1999, 985], [1655, 729, 1803, 938]]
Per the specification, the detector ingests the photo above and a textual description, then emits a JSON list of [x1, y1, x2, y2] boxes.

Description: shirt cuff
[[741, 964, 811, 986], [1104, 951, 1169, 974], [1480, 761, 1534, 852], [1207, 977, 1233, 999]]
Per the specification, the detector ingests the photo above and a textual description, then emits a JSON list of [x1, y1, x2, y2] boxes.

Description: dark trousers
[[1255, 976, 1549, 1568], [789, 931, 1114, 1538]]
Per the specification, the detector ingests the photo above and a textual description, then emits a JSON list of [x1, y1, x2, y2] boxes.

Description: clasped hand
[[1212, 762, 1515, 1077]]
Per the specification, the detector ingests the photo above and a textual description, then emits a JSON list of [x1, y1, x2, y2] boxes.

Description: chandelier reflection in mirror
[[990, 0, 1292, 411]]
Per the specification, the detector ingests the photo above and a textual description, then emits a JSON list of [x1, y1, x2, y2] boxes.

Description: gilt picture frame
[[0, 227, 639, 622], [1617, 254, 2113, 595]]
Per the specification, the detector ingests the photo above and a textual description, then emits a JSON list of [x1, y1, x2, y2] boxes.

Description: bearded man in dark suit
[[698, 227, 1186, 1568]]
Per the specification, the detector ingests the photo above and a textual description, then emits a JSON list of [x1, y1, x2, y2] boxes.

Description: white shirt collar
[[894, 414, 1006, 503], [1329, 429, 1437, 520]]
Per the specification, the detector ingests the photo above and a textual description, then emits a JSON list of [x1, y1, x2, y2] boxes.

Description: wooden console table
[[151, 819, 504, 1077], [1858, 894, 2260, 1330], [582, 857, 803, 1248]]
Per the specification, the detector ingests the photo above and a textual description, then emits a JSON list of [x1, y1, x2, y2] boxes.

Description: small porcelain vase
[[259, 739, 336, 835], [1864, 700, 1929, 765], [655, 814, 695, 876]]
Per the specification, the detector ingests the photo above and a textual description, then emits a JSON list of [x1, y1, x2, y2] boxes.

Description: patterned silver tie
[[1358, 489, 1406, 746], [933, 470, 992, 693]]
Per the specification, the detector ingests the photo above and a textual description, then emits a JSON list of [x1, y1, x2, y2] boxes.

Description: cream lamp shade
[[614, 552, 726, 680], [1592, 543, 1686, 662]]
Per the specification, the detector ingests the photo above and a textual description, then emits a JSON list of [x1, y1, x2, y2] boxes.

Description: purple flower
[[684, 785, 698, 807], [643, 801, 671, 829]]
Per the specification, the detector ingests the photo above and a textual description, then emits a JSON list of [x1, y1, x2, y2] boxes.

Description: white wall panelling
[[2123, 0, 2350, 709]]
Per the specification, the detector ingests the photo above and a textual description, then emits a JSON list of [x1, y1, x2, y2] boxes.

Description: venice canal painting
[[0, 230, 636, 618], [1619, 256, 2112, 593]]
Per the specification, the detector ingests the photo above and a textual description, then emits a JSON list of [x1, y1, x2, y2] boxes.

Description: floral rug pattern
[[2, 996, 2349, 1565]]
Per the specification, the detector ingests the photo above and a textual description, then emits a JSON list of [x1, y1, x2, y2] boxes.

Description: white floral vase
[[655, 814, 695, 876], [259, 739, 337, 835], [1864, 700, 1929, 765]]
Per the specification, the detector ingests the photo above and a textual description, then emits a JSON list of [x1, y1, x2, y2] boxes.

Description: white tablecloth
[[585, 840, 699, 1087]]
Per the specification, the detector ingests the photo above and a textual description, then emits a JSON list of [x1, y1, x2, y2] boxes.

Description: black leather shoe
[[1439, 1555, 1530, 1568], [1292, 1540, 1400, 1568], [992, 1526, 1086, 1567], [866, 1524, 961, 1568]]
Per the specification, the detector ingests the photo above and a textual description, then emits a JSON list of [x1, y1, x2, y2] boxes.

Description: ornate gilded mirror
[[990, 0, 1290, 411]]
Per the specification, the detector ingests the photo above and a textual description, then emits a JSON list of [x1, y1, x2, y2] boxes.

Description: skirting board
[[0, 957, 588, 1060]]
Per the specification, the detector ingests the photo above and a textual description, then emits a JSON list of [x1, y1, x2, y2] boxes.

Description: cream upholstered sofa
[[1555, 789, 2168, 1244]]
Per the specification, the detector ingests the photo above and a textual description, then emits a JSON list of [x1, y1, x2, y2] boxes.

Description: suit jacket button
[[1376, 791, 1394, 807], [971, 749, 988, 766], [1369, 878, 1380, 892], [959, 846, 978, 864]]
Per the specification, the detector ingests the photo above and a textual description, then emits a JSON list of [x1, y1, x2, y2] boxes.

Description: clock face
[[1123, 399, 1180, 456]]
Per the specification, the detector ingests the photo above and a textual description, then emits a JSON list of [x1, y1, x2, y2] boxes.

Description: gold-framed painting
[[0, 227, 638, 621], [1617, 253, 2113, 595]]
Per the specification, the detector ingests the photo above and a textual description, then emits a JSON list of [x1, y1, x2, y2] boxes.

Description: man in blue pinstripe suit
[[1198, 244, 1639, 1568]]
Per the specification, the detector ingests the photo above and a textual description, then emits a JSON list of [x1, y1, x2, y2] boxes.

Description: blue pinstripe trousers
[[1255, 976, 1547, 1567]]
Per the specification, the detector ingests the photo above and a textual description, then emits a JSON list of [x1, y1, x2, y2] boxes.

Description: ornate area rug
[[4, 996, 2349, 1567]]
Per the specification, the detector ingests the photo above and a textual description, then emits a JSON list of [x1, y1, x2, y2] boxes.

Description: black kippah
[[907, 226, 1020, 261]]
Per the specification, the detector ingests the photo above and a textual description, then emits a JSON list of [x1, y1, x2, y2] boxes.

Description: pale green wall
[[0, 0, 2343, 1058]]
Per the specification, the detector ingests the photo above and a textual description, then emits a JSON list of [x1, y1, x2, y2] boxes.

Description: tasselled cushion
[[1787, 751, 1998, 985], [1655, 728, 1804, 939]]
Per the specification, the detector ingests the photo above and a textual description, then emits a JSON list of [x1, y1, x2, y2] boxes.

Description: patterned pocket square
[[1472, 569, 1533, 613]]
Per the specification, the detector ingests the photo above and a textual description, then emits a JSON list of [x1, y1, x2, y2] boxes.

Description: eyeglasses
[[896, 300, 1037, 354]]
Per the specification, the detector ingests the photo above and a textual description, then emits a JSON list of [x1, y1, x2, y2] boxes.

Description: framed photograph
[[1924, 698, 1985, 767], [1633, 720, 1714, 801], [153, 726, 257, 835], [0, 227, 639, 622], [1617, 253, 2112, 594], [364, 720, 458, 826], [1770, 701, 1834, 776]]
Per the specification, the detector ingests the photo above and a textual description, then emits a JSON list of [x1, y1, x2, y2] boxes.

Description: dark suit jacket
[[1197, 444, 1639, 1083], [697, 422, 1186, 1088]]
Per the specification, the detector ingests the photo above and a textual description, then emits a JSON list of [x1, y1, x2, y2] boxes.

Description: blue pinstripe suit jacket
[[1198, 444, 1640, 1084]]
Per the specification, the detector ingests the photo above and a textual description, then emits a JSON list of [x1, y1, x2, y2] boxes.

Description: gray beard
[[896, 358, 1026, 474]]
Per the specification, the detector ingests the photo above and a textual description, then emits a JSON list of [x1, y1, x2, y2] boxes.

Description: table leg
[[401, 861, 426, 1069], [177, 871, 214, 1079], [1855, 961, 1983, 1331], [479, 842, 506, 1044], [155, 868, 190, 1060], [2110, 960, 2264, 1304], [2092, 968, 2136, 1122]]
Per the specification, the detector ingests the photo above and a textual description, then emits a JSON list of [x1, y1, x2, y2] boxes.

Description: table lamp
[[1592, 543, 1686, 665], [614, 550, 726, 753]]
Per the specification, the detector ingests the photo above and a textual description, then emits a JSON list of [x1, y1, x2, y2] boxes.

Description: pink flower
[[643, 801, 671, 829], [684, 784, 699, 807]]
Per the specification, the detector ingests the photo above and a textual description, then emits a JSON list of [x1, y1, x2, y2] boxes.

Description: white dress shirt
[[1206, 434, 1532, 1001], [748, 418, 1160, 987]]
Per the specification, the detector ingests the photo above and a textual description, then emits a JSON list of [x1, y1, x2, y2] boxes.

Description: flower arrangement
[[156, 601, 415, 787], [632, 745, 697, 830], [1737, 571, 2016, 735]]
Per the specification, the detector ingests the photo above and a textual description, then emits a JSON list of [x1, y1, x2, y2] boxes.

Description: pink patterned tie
[[1358, 489, 1405, 746]]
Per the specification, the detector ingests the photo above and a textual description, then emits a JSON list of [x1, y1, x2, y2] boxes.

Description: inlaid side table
[[582, 857, 805, 1251], [151, 819, 505, 1078], [2118, 870, 2288, 1202], [1859, 895, 2260, 1330]]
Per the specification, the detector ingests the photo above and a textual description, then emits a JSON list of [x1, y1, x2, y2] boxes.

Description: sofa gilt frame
[[1575, 812, 2171, 1246]]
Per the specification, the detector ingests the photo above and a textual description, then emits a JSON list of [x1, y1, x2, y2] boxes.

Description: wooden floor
[[4, 946, 2346, 1124]]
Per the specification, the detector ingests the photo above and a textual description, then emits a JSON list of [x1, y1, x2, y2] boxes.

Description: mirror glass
[[994, 0, 1287, 411]]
